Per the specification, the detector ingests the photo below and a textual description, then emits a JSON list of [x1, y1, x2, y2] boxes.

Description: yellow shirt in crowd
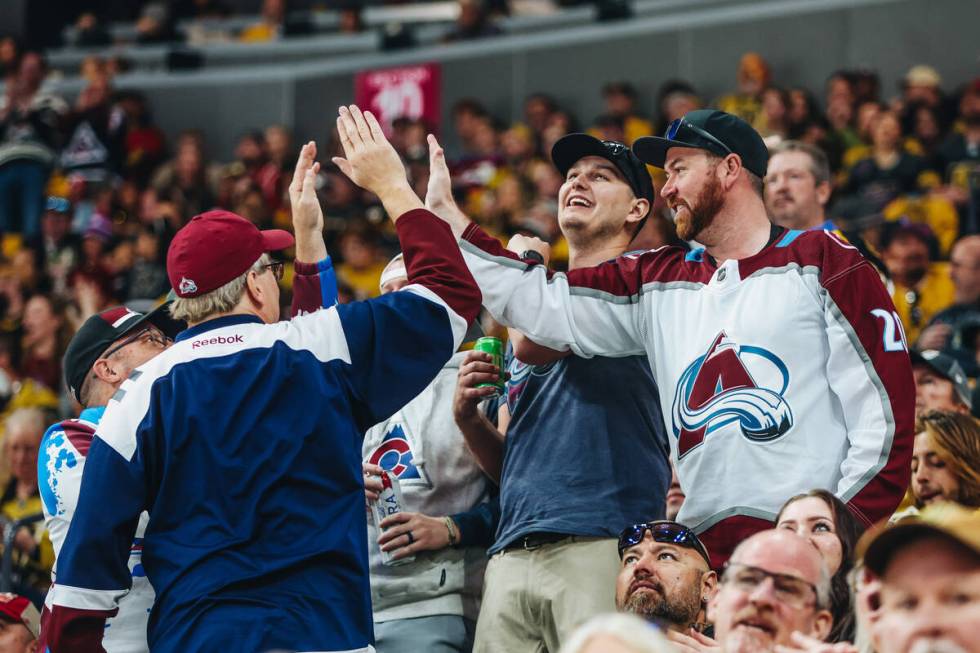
[[891, 262, 955, 344]]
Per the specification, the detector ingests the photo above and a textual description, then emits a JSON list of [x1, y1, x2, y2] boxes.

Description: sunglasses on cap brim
[[665, 119, 733, 157]]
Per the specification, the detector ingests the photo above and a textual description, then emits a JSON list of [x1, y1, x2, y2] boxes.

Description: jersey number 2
[[871, 309, 908, 352]]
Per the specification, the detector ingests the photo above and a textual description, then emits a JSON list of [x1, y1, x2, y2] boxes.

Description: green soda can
[[474, 336, 506, 397]]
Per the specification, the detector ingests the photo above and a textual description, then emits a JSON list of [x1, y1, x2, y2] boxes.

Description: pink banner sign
[[354, 62, 442, 136]]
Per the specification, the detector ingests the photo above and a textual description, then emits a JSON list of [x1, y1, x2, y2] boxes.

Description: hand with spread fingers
[[289, 140, 327, 262], [332, 104, 422, 220], [377, 511, 458, 560], [423, 133, 470, 237], [774, 632, 858, 653]]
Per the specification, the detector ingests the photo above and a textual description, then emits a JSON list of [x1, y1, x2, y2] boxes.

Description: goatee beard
[[674, 173, 726, 242]]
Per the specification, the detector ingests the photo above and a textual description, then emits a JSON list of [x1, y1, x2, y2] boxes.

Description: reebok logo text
[[192, 334, 244, 349]]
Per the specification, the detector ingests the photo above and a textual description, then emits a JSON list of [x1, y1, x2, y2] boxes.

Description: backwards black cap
[[633, 109, 769, 178], [63, 304, 184, 403], [551, 133, 654, 206]]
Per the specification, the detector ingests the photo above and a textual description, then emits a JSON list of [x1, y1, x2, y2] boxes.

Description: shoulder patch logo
[[673, 331, 794, 458]]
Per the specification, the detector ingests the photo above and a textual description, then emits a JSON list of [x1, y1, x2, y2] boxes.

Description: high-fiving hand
[[424, 134, 470, 238], [332, 105, 422, 221], [289, 140, 323, 234], [289, 140, 327, 262]]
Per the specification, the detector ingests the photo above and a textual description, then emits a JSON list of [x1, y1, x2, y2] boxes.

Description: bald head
[[710, 530, 833, 653], [950, 235, 980, 305]]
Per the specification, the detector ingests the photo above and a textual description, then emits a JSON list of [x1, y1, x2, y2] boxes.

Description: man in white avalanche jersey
[[431, 109, 916, 567], [37, 304, 180, 652]]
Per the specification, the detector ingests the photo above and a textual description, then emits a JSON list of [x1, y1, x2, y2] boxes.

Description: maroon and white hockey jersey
[[459, 224, 914, 567]]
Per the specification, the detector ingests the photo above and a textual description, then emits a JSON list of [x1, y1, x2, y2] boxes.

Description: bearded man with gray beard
[[614, 521, 717, 637]]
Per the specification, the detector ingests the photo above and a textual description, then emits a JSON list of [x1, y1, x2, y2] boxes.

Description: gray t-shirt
[[489, 344, 670, 555]]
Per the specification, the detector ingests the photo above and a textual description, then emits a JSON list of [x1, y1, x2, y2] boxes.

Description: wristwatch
[[522, 250, 545, 265]]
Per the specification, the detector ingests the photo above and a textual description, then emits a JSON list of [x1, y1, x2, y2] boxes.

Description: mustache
[[731, 607, 779, 633], [628, 577, 665, 597]]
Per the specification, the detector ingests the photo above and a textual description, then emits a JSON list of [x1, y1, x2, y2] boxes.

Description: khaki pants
[[473, 537, 620, 653]]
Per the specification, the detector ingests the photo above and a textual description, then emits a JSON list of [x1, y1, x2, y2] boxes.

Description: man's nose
[[747, 577, 779, 606]]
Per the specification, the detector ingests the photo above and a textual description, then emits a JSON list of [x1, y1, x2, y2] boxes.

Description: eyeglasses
[[722, 563, 819, 609], [618, 520, 711, 565], [665, 119, 733, 156], [102, 327, 172, 359], [262, 261, 285, 282]]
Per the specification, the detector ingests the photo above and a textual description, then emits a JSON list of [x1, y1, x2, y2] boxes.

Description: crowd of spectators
[[0, 31, 977, 653], [47, 0, 514, 54]]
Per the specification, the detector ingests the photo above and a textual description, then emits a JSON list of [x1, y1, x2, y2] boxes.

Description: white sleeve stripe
[[50, 584, 127, 611], [401, 283, 468, 351]]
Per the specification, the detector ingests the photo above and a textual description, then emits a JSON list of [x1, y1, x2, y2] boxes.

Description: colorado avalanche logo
[[368, 424, 421, 480], [673, 331, 794, 458]]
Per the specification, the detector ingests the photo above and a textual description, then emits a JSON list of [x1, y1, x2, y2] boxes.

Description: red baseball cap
[[0, 593, 40, 638], [167, 210, 294, 298]]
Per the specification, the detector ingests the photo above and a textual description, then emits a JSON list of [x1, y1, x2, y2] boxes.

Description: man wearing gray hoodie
[[361, 253, 497, 653]]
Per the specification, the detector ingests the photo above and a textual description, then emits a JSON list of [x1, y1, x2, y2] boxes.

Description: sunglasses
[[618, 520, 711, 565], [103, 327, 172, 359], [665, 119, 733, 156], [262, 261, 285, 282]]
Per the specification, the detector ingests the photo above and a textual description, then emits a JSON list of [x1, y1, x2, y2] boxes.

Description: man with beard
[[614, 521, 716, 634], [431, 108, 914, 567], [702, 529, 832, 653]]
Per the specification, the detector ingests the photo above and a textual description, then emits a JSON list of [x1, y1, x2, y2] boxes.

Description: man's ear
[[815, 180, 832, 207], [626, 198, 650, 226], [721, 154, 743, 190], [701, 569, 719, 604], [92, 357, 125, 386], [244, 269, 265, 307], [809, 608, 833, 641]]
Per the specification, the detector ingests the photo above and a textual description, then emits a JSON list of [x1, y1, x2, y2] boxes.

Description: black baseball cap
[[633, 109, 769, 178], [63, 304, 184, 403], [910, 349, 973, 409], [551, 133, 654, 205]]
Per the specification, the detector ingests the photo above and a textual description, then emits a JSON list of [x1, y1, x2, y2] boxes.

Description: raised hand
[[289, 141, 329, 263], [333, 105, 406, 195], [424, 133, 470, 238], [289, 141, 323, 235]]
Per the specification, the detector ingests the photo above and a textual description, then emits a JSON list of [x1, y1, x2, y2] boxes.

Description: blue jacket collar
[[79, 405, 106, 425], [175, 314, 264, 343]]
